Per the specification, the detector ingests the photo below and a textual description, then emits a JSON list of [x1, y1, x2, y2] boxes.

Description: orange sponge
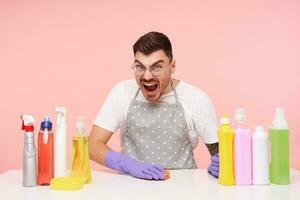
[[163, 170, 170, 180]]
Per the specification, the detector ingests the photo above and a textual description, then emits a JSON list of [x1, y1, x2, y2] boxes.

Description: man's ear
[[170, 59, 176, 74]]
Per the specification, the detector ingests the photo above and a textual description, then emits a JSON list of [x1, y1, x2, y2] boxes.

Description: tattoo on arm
[[205, 142, 219, 156]]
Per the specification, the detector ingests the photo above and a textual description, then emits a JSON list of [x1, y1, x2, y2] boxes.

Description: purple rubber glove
[[208, 153, 219, 178], [104, 151, 164, 180]]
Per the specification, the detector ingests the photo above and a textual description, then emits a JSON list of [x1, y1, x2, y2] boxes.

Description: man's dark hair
[[133, 31, 173, 61]]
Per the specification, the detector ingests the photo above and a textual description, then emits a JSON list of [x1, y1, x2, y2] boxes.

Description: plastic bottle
[[21, 114, 37, 187], [55, 107, 67, 177], [233, 108, 252, 185], [252, 126, 269, 185], [218, 114, 235, 186], [70, 116, 92, 184], [37, 117, 54, 185], [269, 108, 290, 184]]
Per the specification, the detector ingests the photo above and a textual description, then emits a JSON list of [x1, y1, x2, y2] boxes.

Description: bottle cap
[[255, 126, 264, 132], [56, 107, 67, 125], [220, 113, 230, 124], [234, 108, 247, 122], [21, 115, 34, 132], [41, 116, 53, 131], [76, 116, 85, 134], [272, 107, 288, 129], [275, 107, 285, 119]]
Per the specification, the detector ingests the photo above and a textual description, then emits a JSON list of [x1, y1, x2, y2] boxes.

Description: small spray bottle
[[21, 114, 37, 187], [55, 107, 67, 177], [70, 116, 92, 184], [37, 117, 54, 185]]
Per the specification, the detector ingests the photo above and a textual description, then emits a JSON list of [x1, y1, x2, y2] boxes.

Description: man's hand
[[104, 151, 164, 180], [208, 154, 219, 178]]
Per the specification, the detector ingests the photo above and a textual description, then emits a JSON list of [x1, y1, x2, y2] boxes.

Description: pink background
[[1, 0, 299, 173]]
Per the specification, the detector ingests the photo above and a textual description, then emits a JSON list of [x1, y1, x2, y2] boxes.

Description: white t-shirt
[[94, 79, 218, 148]]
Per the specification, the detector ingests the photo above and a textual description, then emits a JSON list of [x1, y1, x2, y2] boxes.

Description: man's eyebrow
[[134, 59, 164, 67]]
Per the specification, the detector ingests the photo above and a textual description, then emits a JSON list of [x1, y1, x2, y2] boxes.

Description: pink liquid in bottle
[[234, 108, 252, 185]]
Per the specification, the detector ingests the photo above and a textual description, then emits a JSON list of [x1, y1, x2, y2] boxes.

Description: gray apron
[[122, 83, 197, 169]]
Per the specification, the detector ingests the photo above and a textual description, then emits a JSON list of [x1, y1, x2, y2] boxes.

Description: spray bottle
[[233, 108, 252, 185], [70, 116, 92, 184], [21, 114, 37, 187], [55, 107, 67, 177], [252, 126, 269, 185], [218, 114, 235, 186], [37, 117, 54, 185], [269, 108, 290, 184]]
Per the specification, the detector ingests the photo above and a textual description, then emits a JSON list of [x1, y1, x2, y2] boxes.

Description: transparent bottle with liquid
[[233, 108, 252, 185], [70, 116, 92, 184], [269, 108, 290, 184]]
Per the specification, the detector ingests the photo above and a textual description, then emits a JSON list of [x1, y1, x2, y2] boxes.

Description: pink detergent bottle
[[234, 108, 252, 185]]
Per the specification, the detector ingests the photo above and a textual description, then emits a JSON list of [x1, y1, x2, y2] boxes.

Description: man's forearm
[[205, 142, 219, 156], [88, 139, 111, 165], [88, 125, 114, 165]]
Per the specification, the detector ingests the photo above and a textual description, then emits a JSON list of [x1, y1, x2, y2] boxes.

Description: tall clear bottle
[[233, 108, 252, 185], [70, 116, 92, 184], [269, 108, 290, 184], [21, 115, 37, 187], [55, 107, 67, 177]]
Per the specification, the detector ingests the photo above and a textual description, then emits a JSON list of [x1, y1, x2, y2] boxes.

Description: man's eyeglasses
[[131, 63, 163, 76]]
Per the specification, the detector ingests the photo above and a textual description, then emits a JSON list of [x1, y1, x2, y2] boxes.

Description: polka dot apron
[[122, 83, 197, 169]]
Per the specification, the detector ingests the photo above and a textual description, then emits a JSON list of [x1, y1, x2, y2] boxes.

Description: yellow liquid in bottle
[[70, 135, 92, 184]]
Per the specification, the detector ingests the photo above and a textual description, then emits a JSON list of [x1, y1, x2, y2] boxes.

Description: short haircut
[[133, 31, 173, 61]]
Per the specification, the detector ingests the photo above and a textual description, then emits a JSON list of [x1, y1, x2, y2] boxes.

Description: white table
[[0, 169, 299, 200]]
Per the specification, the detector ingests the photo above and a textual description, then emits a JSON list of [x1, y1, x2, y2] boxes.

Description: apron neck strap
[[171, 80, 180, 103]]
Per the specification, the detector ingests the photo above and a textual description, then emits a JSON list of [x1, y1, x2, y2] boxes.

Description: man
[[88, 31, 219, 180]]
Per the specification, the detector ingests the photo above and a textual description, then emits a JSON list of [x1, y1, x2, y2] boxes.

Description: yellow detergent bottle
[[70, 116, 92, 184], [218, 114, 235, 186]]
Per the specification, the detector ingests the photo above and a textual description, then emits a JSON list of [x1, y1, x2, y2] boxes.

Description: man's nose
[[142, 69, 154, 80]]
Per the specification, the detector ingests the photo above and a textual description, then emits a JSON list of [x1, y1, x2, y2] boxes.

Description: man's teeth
[[144, 83, 157, 86]]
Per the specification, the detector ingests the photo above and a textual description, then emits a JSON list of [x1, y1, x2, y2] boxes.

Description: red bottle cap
[[21, 117, 34, 132]]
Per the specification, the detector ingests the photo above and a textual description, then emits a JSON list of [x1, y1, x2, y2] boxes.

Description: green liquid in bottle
[[269, 128, 290, 184]]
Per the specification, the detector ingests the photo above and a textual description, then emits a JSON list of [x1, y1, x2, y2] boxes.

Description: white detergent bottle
[[55, 107, 67, 177], [252, 126, 269, 185]]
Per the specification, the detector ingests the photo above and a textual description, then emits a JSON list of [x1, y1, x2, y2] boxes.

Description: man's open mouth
[[143, 83, 159, 92]]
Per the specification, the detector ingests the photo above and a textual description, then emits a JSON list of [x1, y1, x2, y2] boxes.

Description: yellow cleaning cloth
[[50, 177, 84, 191]]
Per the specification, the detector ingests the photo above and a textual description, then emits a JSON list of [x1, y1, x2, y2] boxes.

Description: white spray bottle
[[55, 107, 67, 177]]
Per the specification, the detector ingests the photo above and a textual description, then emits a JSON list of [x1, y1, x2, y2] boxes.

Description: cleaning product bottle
[[70, 116, 92, 184], [233, 108, 252, 185], [252, 126, 269, 185], [218, 114, 235, 186], [269, 108, 290, 184], [37, 117, 54, 185], [21, 114, 37, 187], [55, 107, 67, 177]]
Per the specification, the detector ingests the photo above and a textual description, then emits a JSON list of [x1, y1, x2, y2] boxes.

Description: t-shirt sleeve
[[193, 96, 218, 144], [93, 84, 123, 133]]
